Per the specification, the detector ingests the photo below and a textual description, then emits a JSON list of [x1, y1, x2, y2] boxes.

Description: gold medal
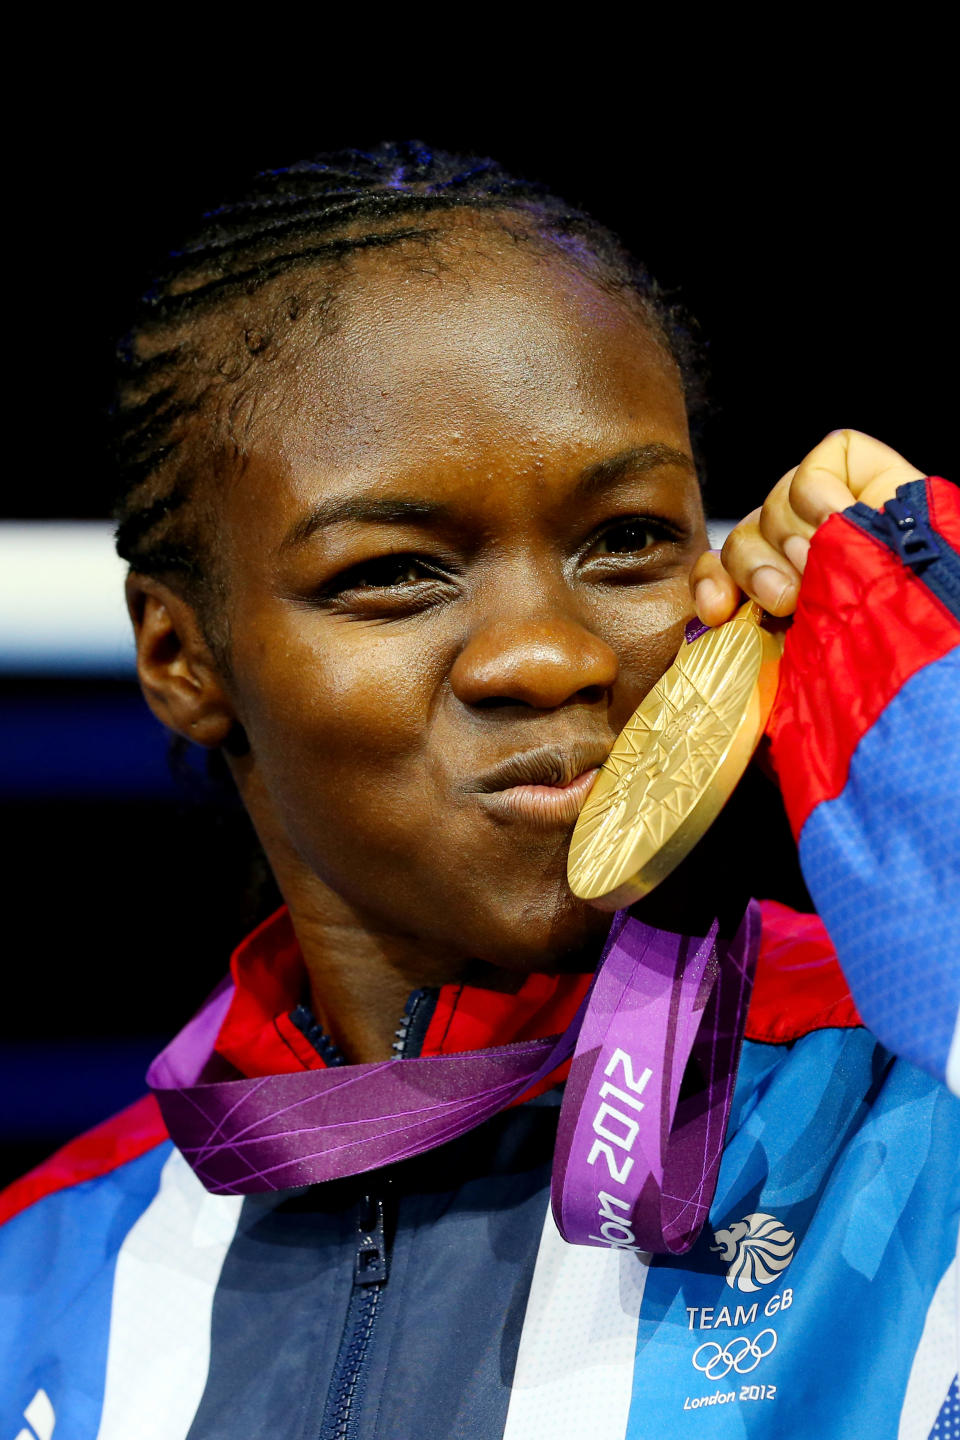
[[567, 602, 784, 909]]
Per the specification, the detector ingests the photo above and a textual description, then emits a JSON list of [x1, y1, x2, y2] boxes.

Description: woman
[[2, 143, 957, 1440]]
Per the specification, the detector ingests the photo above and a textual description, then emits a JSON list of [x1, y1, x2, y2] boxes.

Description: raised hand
[[690, 429, 925, 626]]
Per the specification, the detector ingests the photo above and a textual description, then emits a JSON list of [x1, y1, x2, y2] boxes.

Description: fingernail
[[783, 535, 810, 574], [694, 577, 722, 619], [751, 566, 796, 611]]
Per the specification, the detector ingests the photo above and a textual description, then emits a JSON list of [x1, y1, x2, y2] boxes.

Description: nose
[[449, 614, 619, 710]]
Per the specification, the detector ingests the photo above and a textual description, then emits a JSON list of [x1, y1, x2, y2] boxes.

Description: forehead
[[231, 231, 691, 523]]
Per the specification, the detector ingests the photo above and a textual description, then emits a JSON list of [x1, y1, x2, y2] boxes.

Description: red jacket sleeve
[[767, 476, 960, 1092]]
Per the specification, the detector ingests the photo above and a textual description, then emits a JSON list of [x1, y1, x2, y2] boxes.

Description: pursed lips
[[464, 741, 612, 828], [467, 740, 614, 793]]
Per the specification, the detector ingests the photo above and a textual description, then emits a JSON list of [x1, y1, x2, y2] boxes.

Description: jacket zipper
[[318, 995, 434, 1439], [843, 479, 960, 619], [320, 1192, 389, 1440]]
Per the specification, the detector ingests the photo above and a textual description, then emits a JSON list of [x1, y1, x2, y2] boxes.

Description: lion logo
[[710, 1212, 796, 1292]]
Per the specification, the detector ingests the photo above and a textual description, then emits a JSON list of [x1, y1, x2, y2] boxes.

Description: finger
[[789, 429, 924, 528], [689, 549, 741, 626], [756, 466, 817, 575], [721, 513, 802, 617], [832, 428, 925, 505]]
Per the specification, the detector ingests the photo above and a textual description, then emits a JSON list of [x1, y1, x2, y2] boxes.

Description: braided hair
[[112, 141, 704, 658]]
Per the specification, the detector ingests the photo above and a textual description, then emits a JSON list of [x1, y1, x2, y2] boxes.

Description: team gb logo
[[710, 1212, 796, 1292]]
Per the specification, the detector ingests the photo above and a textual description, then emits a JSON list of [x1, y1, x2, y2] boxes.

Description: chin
[[477, 886, 614, 975]]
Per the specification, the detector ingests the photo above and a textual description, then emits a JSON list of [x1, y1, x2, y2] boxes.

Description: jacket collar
[[214, 900, 862, 1081], [214, 906, 592, 1079]]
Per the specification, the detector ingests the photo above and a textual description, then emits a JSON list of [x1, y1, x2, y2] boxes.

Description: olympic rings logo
[[691, 1329, 778, 1380]]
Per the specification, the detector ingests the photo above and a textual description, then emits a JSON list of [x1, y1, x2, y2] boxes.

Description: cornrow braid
[[112, 140, 705, 655]]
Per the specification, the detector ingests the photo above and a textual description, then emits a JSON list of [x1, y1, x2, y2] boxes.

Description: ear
[[125, 573, 237, 748]]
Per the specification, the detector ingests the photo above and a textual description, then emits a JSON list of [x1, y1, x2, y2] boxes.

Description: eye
[[588, 517, 666, 558], [578, 513, 689, 584], [338, 554, 439, 590], [316, 551, 459, 612]]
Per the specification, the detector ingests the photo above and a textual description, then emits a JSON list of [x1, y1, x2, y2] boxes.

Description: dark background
[[2, 70, 955, 1183]]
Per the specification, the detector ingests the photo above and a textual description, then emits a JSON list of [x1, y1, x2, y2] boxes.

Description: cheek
[[232, 619, 447, 789], [590, 578, 691, 724]]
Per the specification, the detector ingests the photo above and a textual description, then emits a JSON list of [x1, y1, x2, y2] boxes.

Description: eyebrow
[[572, 442, 697, 501], [281, 443, 696, 552], [281, 497, 452, 552]]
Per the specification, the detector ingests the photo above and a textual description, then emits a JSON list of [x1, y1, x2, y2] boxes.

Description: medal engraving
[[568, 603, 783, 908]]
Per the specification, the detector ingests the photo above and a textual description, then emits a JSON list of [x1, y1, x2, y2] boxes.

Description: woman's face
[[216, 230, 708, 975]]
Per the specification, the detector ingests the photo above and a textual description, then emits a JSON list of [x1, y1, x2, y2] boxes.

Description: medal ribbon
[[551, 901, 760, 1253], [146, 902, 760, 1254]]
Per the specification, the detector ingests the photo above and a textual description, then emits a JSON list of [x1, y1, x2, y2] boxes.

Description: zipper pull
[[880, 496, 940, 570], [392, 988, 436, 1058], [354, 1194, 388, 1285]]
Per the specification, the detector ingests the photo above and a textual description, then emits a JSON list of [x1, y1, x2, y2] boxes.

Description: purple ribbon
[[147, 903, 760, 1254], [551, 903, 760, 1254], [685, 615, 710, 644]]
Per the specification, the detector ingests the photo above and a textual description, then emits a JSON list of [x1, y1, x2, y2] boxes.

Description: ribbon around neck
[[146, 902, 760, 1255]]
